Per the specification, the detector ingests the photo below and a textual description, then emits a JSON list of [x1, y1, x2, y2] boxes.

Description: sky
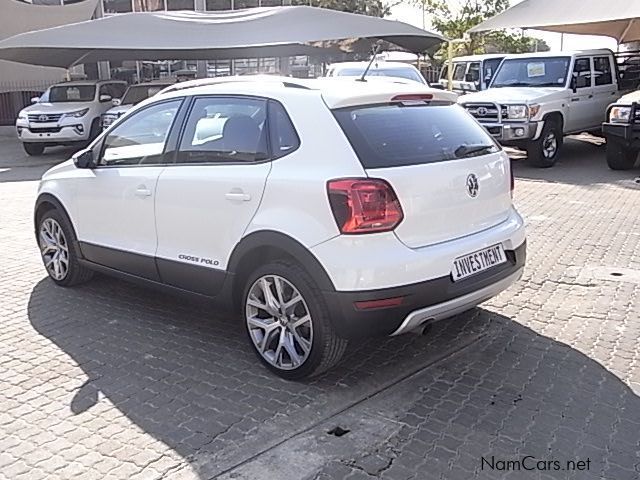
[[389, 0, 619, 52]]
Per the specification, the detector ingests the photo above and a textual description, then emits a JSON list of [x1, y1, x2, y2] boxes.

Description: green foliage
[[415, 0, 548, 56], [292, 0, 392, 17]]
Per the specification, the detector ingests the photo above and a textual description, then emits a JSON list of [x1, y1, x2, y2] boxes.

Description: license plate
[[452, 244, 506, 282]]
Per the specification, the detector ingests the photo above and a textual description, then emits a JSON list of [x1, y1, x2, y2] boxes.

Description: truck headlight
[[102, 114, 118, 128], [609, 106, 632, 123], [17, 112, 27, 121], [64, 108, 89, 119], [507, 105, 528, 120]]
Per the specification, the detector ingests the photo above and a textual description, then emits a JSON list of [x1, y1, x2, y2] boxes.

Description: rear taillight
[[327, 178, 404, 234]]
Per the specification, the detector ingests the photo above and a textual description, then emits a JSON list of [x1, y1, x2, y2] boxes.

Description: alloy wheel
[[245, 275, 313, 370], [39, 218, 69, 281]]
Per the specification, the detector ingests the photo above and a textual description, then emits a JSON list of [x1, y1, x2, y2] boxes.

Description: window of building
[[133, 0, 164, 11], [205, 0, 231, 9], [593, 56, 613, 86], [166, 0, 193, 8], [234, 0, 258, 8], [103, 0, 133, 13]]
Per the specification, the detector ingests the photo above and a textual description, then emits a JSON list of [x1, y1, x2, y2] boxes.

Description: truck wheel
[[23, 142, 45, 156], [527, 120, 563, 168], [606, 141, 638, 170], [242, 260, 348, 380]]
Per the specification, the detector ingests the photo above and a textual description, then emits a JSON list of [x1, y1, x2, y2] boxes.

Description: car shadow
[[27, 275, 640, 478], [508, 136, 640, 190], [0, 144, 78, 183]]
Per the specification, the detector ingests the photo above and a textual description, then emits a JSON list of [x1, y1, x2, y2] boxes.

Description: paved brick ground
[[0, 136, 639, 480]]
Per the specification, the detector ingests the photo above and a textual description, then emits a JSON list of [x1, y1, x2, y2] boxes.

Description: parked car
[[325, 61, 430, 85], [16, 79, 127, 156], [439, 54, 505, 94], [34, 76, 526, 379], [459, 49, 638, 167], [602, 90, 640, 170], [102, 80, 174, 129]]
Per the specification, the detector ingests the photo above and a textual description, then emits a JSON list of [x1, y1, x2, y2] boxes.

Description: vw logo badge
[[476, 107, 488, 117], [38, 114, 48, 122], [466, 174, 479, 198]]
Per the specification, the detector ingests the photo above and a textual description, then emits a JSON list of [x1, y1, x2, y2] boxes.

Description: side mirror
[[570, 75, 578, 93], [73, 149, 95, 169], [99, 94, 112, 103], [31, 96, 40, 104], [112, 98, 121, 107]]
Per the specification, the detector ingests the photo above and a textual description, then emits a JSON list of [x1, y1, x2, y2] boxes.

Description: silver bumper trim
[[390, 268, 524, 336]]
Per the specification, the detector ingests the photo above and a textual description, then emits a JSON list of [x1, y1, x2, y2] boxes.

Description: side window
[[453, 63, 466, 81], [593, 56, 613, 86], [269, 101, 300, 158], [466, 62, 481, 82], [177, 96, 268, 164], [572, 58, 592, 89], [109, 83, 127, 99], [100, 100, 182, 167]]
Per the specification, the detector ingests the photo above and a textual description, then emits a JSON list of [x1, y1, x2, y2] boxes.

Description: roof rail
[[159, 75, 312, 95]]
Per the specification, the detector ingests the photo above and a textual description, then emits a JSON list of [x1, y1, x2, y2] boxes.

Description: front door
[[154, 95, 273, 295], [567, 57, 596, 133], [75, 99, 183, 280]]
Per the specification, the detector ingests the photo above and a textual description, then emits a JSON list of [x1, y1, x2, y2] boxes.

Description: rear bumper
[[602, 122, 640, 148], [323, 241, 526, 339]]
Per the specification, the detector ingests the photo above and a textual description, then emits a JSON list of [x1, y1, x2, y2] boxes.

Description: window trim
[[95, 97, 185, 169]]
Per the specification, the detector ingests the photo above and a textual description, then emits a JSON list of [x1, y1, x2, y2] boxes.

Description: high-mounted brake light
[[391, 94, 433, 102], [509, 161, 514, 197], [327, 178, 404, 234]]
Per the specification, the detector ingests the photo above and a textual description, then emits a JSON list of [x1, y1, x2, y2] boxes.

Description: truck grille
[[463, 103, 508, 122], [28, 126, 62, 133], [28, 113, 63, 123]]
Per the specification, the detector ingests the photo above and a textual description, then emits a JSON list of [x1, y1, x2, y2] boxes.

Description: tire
[[23, 142, 45, 156], [242, 260, 348, 380], [37, 208, 93, 287], [82, 118, 101, 148], [527, 119, 563, 168], [606, 141, 638, 170]]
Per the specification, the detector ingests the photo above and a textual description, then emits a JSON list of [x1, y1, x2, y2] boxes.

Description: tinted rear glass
[[333, 103, 499, 169]]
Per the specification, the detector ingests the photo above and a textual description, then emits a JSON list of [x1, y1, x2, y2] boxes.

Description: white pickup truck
[[459, 49, 636, 167]]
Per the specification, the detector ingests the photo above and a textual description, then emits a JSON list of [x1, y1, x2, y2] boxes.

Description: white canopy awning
[[0, 7, 446, 69], [469, 0, 640, 44]]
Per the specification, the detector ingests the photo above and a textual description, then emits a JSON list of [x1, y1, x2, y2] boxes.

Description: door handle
[[571, 98, 580, 102], [134, 186, 152, 197], [588, 94, 594, 99], [225, 190, 251, 202]]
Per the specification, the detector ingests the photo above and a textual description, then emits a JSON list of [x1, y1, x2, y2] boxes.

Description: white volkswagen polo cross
[[34, 76, 526, 379]]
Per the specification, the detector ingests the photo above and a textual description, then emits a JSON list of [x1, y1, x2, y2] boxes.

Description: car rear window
[[333, 103, 499, 169]]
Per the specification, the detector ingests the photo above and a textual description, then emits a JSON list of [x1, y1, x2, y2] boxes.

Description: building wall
[[0, 0, 99, 90]]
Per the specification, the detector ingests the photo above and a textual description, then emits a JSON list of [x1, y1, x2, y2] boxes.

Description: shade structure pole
[[447, 40, 453, 91]]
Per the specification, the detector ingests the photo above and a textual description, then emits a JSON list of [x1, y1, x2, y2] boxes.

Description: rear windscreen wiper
[[454, 144, 496, 158]]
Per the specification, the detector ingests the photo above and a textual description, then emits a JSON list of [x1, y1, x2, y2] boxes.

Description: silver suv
[[16, 79, 127, 156]]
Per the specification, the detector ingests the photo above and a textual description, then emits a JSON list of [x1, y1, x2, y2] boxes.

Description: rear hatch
[[333, 99, 512, 248]]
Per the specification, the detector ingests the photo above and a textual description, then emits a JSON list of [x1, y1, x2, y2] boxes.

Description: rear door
[[333, 101, 512, 249], [153, 95, 273, 295], [592, 55, 619, 123]]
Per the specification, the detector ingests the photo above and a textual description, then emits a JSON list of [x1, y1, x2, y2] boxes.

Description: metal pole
[[447, 41, 453, 92]]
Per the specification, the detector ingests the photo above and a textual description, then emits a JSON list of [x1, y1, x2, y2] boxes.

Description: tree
[[415, 0, 548, 55], [292, 0, 393, 17]]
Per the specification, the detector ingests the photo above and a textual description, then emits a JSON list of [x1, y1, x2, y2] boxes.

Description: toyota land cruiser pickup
[[459, 49, 636, 168]]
